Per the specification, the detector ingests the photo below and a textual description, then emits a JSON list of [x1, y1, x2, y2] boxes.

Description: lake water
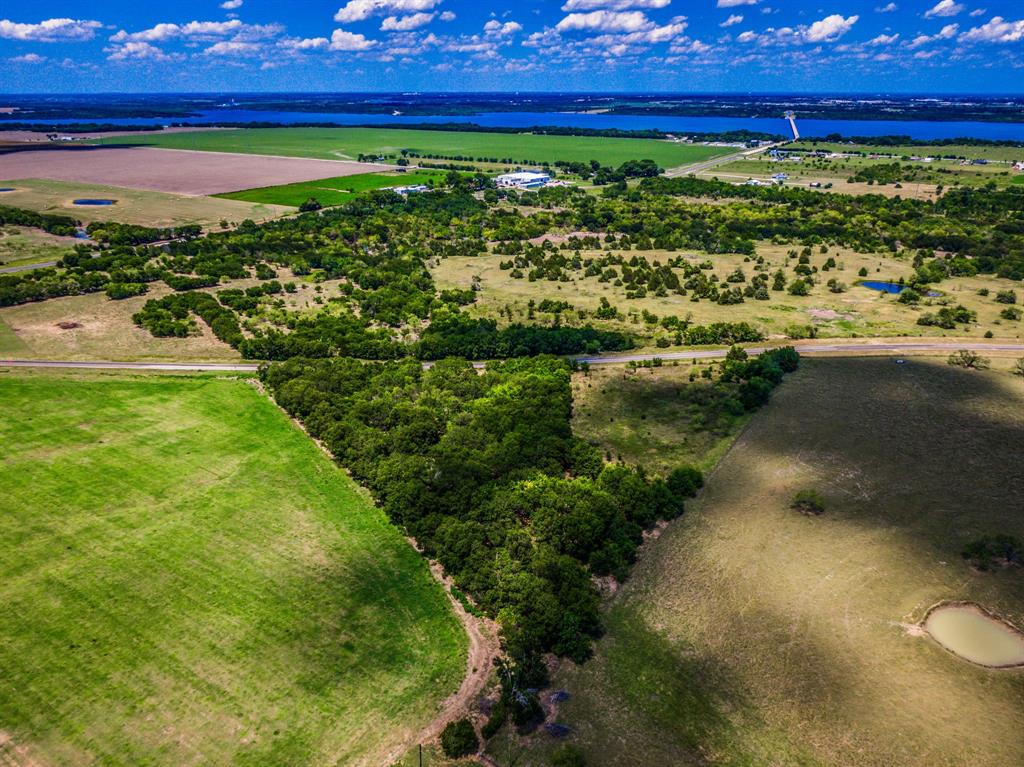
[[925, 604, 1024, 668], [13, 109, 1024, 142], [0, 187, 14, 192], [73, 199, 115, 206]]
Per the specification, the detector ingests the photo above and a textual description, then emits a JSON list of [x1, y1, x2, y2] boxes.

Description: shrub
[[105, 282, 147, 300], [440, 718, 479, 759], [792, 489, 826, 515], [667, 465, 704, 498], [947, 349, 990, 370], [1014, 358, 1024, 377], [961, 535, 1022, 571], [995, 289, 1018, 305], [787, 278, 810, 296], [1000, 306, 1022, 321], [298, 197, 322, 212]]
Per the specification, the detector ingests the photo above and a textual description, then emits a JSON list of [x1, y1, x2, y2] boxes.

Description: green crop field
[[92, 127, 732, 170], [217, 169, 445, 207], [503, 358, 1024, 767], [0, 372, 466, 767]]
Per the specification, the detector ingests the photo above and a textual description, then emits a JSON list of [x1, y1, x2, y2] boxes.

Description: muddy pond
[[925, 604, 1024, 668]]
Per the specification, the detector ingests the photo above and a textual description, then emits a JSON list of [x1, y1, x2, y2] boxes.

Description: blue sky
[[2, 0, 1023, 93]]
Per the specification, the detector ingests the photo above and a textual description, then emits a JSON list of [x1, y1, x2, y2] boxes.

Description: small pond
[[0, 187, 15, 192], [73, 198, 116, 206], [924, 604, 1024, 668], [859, 280, 940, 297]]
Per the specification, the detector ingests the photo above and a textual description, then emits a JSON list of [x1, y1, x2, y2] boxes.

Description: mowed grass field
[[217, 170, 444, 207], [0, 179, 292, 227], [0, 373, 466, 767], [509, 358, 1024, 766], [92, 127, 732, 170]]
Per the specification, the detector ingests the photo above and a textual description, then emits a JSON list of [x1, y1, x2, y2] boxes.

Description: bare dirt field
[[0, 146, 388, 196]]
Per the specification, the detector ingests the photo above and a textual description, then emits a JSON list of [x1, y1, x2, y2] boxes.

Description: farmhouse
[[495, 171, 551, 190]]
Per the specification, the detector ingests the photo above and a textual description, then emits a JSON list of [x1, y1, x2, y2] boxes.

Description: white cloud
[[804, 14, 859, 42], [969, 9, 986, 17], [909, 22, 959, 46], [220, 0, 243, 8], [868, 32, 899, 44], [561, 0, 670, 9], [329, 28, 379, 50], [736, 13, 858, 45], [556, 11, 653, 33], [440, 11, 456, 21], [106, 41, 182, 61], [717, 0, 758, 7], [720, 14, 743, 27], [484, 20, 522, 36], [924, 0, 964, 18], [334, 0, 441, 24], [281, 36, 330, 50], [204, 40, 262, 55], [959, 16, 1024, 42], [0, 18, 102, 42], [9, 52, 46, 63], [109, 20, 282, 44], [380, 12, 435, 31], [876, 2, 897, 11]]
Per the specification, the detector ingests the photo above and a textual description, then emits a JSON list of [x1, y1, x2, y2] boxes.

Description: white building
[[393, 184, 431, 195], [495, 171, 551, 190]]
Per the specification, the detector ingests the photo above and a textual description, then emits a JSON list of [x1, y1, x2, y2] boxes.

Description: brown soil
[[55, 321, 82, 330], [0, 147, 388, 196]]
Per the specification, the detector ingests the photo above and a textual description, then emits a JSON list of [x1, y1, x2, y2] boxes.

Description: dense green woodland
[[265, 346, 799, 729], [2, 175, 1024, 360]]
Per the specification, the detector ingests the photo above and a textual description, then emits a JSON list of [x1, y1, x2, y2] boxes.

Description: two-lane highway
[[4, 340, 1023, 375]]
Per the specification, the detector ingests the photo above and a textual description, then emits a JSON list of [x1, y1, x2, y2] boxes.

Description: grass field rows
[[0, 372, 466, 767]]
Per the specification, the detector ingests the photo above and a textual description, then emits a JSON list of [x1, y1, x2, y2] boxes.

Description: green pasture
[[91, 127, 732, 170], [0, 372, 466, 766], [216, 170, 445, 206]]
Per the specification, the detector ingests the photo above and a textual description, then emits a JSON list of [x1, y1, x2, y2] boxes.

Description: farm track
[[4, 340, 1024, 375]]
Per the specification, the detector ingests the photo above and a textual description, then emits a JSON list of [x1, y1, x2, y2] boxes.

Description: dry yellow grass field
[[432, 243, 1023, 342], [504, 357, 1024, 767]]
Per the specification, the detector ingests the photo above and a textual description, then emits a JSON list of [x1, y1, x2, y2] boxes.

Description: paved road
[[666, 141, 787, 179], [4, 341, 1023, 375], [0, 359, 260, 372], [0, 260, 58, 274]]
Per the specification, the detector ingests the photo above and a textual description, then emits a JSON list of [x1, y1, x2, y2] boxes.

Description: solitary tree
[[947, 349, 990, 370]]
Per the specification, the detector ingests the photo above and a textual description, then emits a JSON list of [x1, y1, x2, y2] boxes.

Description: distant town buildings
[[495, 171, 551, 190]]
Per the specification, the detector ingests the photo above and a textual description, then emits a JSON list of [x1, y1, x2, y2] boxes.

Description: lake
[[13, 109, 1024, 142], [73, 199, 116, 206]]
